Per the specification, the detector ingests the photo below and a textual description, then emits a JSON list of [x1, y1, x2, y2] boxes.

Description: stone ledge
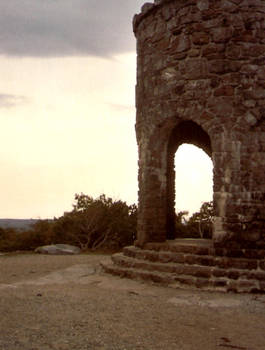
[[101, 260, 265, 293], [111, 252, 265, 284], [102, 239, 265, 293], [133, 240, 265, 260], [123, 245, 264, 270]]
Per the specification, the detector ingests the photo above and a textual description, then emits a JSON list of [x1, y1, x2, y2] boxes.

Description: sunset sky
[[0, 0, 212, 219]]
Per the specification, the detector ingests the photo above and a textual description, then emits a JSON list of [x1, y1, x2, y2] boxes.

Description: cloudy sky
[[0, 0, 212, 219]]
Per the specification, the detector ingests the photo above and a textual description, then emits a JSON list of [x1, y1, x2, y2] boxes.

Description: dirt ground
[[0, 253, 264, 350]]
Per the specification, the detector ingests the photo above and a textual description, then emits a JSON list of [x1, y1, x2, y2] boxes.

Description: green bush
[[0, 193, 137, 252]]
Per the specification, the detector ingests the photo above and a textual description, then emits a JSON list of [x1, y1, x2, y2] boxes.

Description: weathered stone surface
[[192, 31, 210, 45], [171, 33, 191, 52], [260, 261, 265, 271], [103, 240, 265, 293], [211, 27, 233, 43], [133, 0, 265, 254]]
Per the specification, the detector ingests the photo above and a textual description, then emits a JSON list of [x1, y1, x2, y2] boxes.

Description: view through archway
[[174, 144, 213, 237]]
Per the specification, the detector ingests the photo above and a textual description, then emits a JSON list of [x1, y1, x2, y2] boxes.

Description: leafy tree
[[175, 211, 189, 225], [175, 210, 191, 237], [188, 201, 213, 238], [174, 202, 213, 239], [52, 193, 137, 251], [0, 227, 21, 251], [0, 194, 137, 252]]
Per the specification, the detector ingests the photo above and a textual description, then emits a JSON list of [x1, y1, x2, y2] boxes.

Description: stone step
[[141, 240, 265, 260], [123, 246, 265, 271], [112, 252, 265, 284], [143, 239, 213, 255], [102, 239, 265, 293], [113, 253, 213, 278], [101, 259, 264, 293], [101, 259, 175, 285], [123, 245, 218, 266]]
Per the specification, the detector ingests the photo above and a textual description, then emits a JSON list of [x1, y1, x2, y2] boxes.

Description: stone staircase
[[101, 239, 265, 293]]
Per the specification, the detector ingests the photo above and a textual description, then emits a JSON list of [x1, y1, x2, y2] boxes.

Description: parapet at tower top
[[133, 0, 215, 26], [139, 0, 163, 14], [139, 0, 169, 13], [133, 1, 159, 31], [134, 0, 183, 32]]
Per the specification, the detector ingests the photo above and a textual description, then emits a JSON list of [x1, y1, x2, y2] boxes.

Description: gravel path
[[0, 253, 265, 350]]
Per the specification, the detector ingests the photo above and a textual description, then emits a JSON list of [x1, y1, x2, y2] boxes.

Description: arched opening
[[166, 121, 213, 239], [174, 144, 213, 237]]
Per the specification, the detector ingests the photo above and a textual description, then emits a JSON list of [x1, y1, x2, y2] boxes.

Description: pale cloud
[[0, 2, 213, 219], [0, 54, 139, 218], [0, 0, 144, 57], [0, 93, 28, 108]]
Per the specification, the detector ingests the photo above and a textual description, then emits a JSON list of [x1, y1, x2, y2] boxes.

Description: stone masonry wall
[[133, 0, 265, 253]]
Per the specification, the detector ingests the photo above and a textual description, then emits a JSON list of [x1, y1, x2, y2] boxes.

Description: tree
[[0, 193, 137, 252], [53, 193, 137, 251], [189, 201, 213, 238], [174, 210, 191, 238], [175, 211, 189, 224]]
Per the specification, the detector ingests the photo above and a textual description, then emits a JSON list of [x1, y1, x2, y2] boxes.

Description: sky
[[0, 0, 213, 219]]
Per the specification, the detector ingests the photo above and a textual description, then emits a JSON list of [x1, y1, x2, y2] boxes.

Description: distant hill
[[0, 219, 38, 231]]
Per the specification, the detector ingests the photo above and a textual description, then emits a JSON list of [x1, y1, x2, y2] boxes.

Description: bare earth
[[0, 253, 264, 350]]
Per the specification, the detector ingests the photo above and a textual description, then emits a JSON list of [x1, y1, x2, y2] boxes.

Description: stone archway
[[133, 0, 265, 253], [166, 120, 212, 240], [102, 0, 265, 293]]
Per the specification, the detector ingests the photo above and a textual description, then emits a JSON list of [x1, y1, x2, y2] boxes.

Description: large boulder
[[35, 244, 81, 255]]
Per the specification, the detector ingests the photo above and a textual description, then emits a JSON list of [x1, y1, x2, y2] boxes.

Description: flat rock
[[35, 244, 81, 255]]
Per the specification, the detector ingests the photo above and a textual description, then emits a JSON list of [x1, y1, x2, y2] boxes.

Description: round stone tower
[[133, 0, 265, 253]]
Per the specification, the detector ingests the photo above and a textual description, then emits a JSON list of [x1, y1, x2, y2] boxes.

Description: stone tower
[[133, 0, 265, 254]]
